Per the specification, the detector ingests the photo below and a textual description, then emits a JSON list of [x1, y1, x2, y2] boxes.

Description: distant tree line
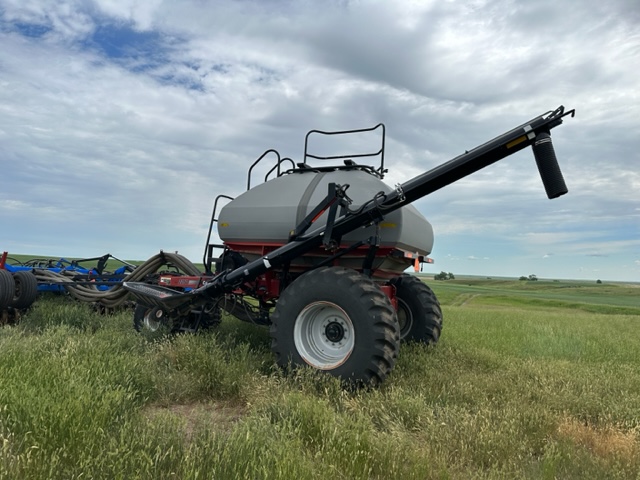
[[519, 274, 538, 281], [434, 271, 455, 280], [518, 275, 603, 284]]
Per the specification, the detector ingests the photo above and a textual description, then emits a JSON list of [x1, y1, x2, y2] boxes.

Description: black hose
[[33, 252, 202, 307]]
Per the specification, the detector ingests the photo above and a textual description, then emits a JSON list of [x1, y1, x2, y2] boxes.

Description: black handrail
[[303, 123, 386, 178], [247, 149, 280, 190], [202, 194, 234, 273], [264, 157, 295, 184]]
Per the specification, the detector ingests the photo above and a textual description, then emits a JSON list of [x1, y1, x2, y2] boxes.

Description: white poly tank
[[217, 168, 434, 257]]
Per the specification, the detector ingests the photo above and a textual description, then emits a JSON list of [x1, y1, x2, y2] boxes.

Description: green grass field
[[1, 278, 639, 479]]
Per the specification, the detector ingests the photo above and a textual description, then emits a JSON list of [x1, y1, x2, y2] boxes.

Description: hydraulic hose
[[32, 252, 202, 307]]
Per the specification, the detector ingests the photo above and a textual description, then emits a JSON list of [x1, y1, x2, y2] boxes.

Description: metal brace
[[394, 183, 406, 203]]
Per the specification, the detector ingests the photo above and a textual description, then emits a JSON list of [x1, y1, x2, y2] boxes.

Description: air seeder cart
[[118, 105, 575, 385]]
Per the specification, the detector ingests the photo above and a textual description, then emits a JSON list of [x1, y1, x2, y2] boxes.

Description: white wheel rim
[[144, 308, 163, 332], [293, 301, 355, 370]]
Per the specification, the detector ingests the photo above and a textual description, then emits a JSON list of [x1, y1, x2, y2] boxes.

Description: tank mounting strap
[[288, 183, 351, 244]]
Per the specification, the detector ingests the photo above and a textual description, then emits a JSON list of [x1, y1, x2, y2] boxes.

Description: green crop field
[[1, 278, 639, 479]]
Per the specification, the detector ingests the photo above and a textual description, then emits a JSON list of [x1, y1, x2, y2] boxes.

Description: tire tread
[[271, 267, 400, 386]]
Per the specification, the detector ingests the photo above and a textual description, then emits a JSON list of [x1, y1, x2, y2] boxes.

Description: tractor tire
[[188, 303, 223, 332], [10, 271, 39, 309], [389, 274, 442, 344], [0, 270, 15, 310], [270, 266, 400, 386], [133, 303, 175, 339], [133, 302, 221, 338]]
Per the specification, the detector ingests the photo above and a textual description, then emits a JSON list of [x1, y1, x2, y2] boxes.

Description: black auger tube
[[393, 107, 572, 205], [532, 132, 568, 199]]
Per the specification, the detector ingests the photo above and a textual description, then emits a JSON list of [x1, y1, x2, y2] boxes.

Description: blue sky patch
[[84, 23, 205, 90], [12, 22, 52, 38], [90, 23, 165, 59]]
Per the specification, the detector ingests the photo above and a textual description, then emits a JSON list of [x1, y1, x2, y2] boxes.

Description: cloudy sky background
[[1, 0, 638, 281]]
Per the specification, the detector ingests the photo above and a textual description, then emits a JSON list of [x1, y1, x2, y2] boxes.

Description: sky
[[0, 0, 638, 282]]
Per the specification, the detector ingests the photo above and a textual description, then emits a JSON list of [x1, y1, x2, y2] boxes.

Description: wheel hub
[[324, 321, 345, 342], [144, 307, 165, 332]]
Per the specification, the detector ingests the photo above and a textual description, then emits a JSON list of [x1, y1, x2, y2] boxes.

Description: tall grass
[[1, 284, 639, 479]]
